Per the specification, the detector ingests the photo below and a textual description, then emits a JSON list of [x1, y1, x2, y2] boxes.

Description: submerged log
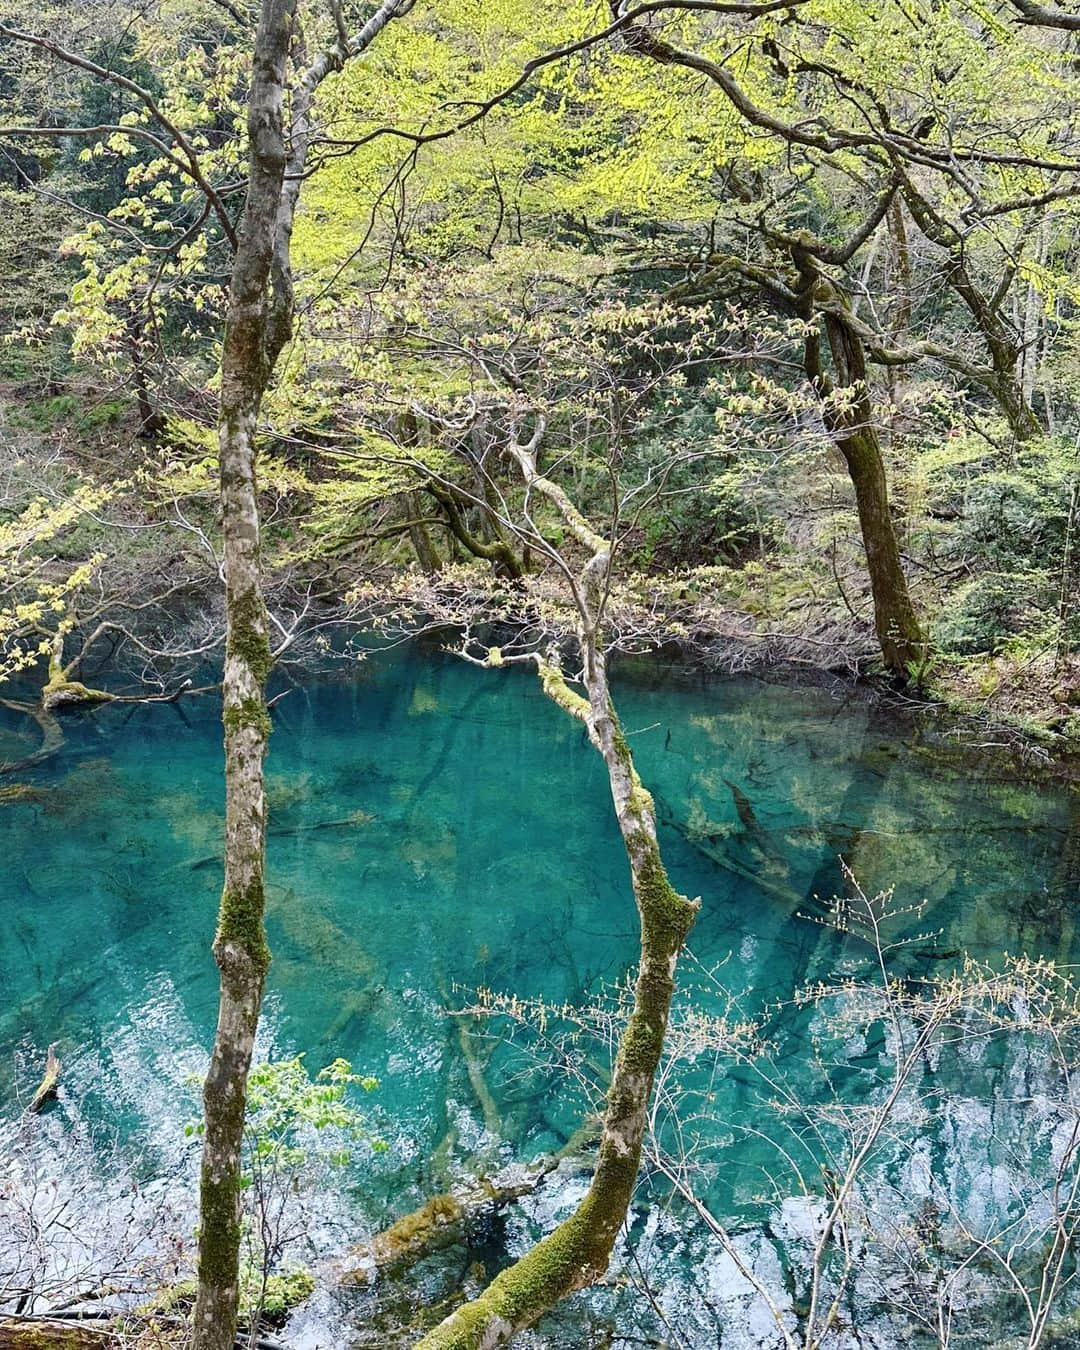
[[341, 1159, 559, 1284], [0, 783, 46, 806], [188, 812, 375, 869], [658, 800, 804, 908], [28, 1043, 61, 1113], [340, 1126, 600, 1288], [724, 777, 768, 841], [0, 700, 65, 775], [440, 989, 501, 1139]]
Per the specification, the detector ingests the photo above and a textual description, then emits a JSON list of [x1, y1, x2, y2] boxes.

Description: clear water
[[0, 645, 1076, 1345]]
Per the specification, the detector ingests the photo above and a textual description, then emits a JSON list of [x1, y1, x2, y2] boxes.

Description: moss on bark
[[197, 1170, 243, 1289], [226, 587, 274, 685], [41, 679, 116, 712], [537, 662, 590, 721], [223, 697, 272, 739], [417, 672, 696, 1350], [214, 877, 271, 977]]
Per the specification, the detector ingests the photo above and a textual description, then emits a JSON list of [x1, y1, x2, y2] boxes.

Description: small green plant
[[242, 1055, 381, 1173], [185, 1055, 383, 1333]]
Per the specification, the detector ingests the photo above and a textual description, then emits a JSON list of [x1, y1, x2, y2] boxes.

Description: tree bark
[[191, 2, 295, 1346], [192, 5, 412, 1344], [408, 491, 444, 573], [126, 311, 166, 439], [829, 413, 925, 677], [796, 255, 926, 677]]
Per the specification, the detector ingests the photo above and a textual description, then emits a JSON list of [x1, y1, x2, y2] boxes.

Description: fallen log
[[0, 1318, 118, 1348], [340, 1160, 558, 1285], [340, 1122, 599, 1286], [0, 1310, 286, 1349], [28, 1043, 61, 1113]]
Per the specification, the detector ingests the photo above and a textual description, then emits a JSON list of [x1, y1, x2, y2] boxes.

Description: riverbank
[[3, 405, 1077, 771]]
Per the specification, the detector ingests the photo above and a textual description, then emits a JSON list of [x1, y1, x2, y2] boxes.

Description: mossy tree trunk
[[426, 481, 525, 578], [190, 2, 294, 1346], [192, 5, 413, 1345], [416, 428, 699, 1349], [408, 491, 444, 573], [794, 253, 926, 679]]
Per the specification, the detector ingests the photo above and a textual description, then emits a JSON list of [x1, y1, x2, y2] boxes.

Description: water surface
[[0, 647, 1075, 1344]]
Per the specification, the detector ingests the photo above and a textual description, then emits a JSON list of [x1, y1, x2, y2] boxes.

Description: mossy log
[[41, 680, 116, 713], [0, 1319, 118, 1347], [0, 1314, 288, 1350], [341, 1157, 564, 1284], [28, 1043, 61, 1113]]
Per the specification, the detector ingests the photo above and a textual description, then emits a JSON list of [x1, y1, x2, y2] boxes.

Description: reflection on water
[[0, 645, 1076, 1344]]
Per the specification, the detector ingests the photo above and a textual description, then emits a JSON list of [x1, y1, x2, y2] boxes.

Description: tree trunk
[[417, 431, 699, 1347], [797, 257, 926, 678], [126, 312, 166, 439], [416, 651, 697, 1349], [191, 2, 295, 1346], [191, 4, 412, 1341], [408, 491, 444, 573], [427, 482, 524, 578], [832, 420, 925, 676]]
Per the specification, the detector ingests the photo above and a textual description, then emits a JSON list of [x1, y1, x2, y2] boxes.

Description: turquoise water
[[1, 646, 1077, 1345]]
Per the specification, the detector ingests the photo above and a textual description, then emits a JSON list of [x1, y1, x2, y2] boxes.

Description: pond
[[1, 645, 1077, 1346]]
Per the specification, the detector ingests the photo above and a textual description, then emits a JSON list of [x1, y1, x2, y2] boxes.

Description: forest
[[1, 0, 1080, 1347]]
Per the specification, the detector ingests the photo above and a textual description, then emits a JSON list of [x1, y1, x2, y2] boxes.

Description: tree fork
[[418, 421, 699, 1347]]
